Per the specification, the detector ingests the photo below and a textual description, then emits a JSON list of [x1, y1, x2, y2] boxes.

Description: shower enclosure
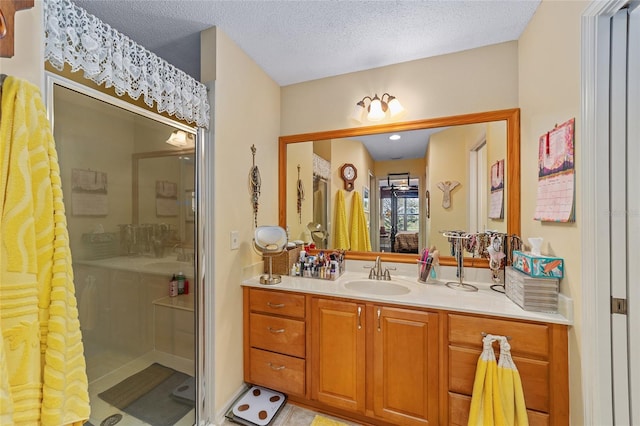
[[46, 74, 202, 426]]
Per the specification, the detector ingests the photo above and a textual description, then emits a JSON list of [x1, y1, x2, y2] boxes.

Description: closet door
[[610, 5, 640, 424], [626, 5, 640, 425]]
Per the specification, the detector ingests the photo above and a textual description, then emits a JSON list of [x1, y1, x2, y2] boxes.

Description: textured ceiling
[[72, 0, 540, 86]]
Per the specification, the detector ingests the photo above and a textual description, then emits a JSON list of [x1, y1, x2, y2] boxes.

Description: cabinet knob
[[267, 327, 285, 334], [267, 302, 285, 308], [268, 362, 285, 371]]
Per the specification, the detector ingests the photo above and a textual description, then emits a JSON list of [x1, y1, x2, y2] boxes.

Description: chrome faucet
[[368, 256, 394, 280]]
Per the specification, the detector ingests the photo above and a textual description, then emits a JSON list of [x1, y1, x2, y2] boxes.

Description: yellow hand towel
[[468, 334, 507, 426], [497, 337, 529, 426], [333, 190, 349, 250], [0, 76, 90, 425], [349, 191, 371, 252]]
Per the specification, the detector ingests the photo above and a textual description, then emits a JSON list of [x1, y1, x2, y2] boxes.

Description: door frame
[[581, 1, 630, 424]]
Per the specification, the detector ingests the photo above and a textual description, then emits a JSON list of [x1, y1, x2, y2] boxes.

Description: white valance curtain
[[43, 0, 210, 129]]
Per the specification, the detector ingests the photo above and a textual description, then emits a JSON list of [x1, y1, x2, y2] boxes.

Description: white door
[[625, 6, 640, 423], [610, 5, 640, 424]]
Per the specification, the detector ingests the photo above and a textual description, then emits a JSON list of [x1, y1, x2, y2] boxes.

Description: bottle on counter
[[169, 274, 178, 297], [176, 272, 186, 295]]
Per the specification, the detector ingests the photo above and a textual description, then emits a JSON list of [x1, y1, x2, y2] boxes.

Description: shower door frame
[[43, 72, 208, 425]]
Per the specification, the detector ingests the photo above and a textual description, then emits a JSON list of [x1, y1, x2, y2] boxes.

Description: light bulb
[[387, 97, 405, 117], [367, 95, 385, 121]]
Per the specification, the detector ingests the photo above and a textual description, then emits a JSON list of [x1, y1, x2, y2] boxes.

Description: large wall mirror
[[279, 108, 520, 266]]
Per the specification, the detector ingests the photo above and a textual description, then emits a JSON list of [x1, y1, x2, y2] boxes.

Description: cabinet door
[[373, 306, 439, 425], [311, 298, 366, 413]]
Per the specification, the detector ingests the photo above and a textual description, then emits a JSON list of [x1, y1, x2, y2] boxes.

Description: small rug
[[310, 415, 350, 426], [98, 363, 194, 426]]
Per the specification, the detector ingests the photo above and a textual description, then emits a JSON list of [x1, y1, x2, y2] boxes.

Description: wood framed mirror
[[279, 108, 520, 266]]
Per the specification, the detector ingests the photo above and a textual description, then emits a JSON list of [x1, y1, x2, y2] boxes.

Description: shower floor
[[86, 350, 195, 426]]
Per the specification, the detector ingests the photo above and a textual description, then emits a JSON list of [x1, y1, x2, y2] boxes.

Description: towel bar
[[481, 331, 512, 341]]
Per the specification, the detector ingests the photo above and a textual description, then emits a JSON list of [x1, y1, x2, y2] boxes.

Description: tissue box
[[505, 267, 559, 313], [512, 250, 564, 279]]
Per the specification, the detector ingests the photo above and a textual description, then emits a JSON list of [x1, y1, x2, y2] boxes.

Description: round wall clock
[[340, 163, 357, 191]]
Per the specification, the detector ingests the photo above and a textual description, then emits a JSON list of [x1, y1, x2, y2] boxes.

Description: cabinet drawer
[[448, 314, 549, 359], [448, 392, 549, 426], [448, 346, 550, 413], [250, 313, 305, 357], [249, 289, 305, 318], [249, 348, 305, 396]]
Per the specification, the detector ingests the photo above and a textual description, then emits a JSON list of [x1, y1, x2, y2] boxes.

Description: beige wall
[[0, 2, 44, 90], [281, 41, 519, 135], [200, 27, 281, 412], [518, 1, 586, 424], [428, 127, 470, 251]]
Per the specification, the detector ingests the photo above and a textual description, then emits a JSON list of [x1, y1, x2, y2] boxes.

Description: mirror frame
[[279, 108, 520, 266]]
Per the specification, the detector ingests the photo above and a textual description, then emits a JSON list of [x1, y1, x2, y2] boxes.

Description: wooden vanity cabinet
[[372, 305, 439, 425], [310, 298, 366, 413], [445, 313, 569, 426], [310, 298, 439, 425], [243, 288, 307, 396], [242, 287, 569, 426]]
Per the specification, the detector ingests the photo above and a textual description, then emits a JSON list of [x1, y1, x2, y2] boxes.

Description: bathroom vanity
[[242, 269, 570, 426]]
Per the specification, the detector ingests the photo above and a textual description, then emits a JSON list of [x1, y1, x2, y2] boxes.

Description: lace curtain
[[44, 0, 210, 128]]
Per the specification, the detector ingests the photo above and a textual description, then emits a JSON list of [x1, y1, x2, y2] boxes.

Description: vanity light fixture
[[165, 130, 194, 147], [349, 93, 405, 123]]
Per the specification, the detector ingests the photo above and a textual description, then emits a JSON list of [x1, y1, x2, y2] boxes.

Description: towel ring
[[481, 331, 512, 341]]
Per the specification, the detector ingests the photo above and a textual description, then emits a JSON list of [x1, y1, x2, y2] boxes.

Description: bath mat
[[98, 363, 194, 426], [310, 415, 350, 426]]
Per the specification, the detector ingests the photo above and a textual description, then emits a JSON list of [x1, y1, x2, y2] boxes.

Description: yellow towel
[[333, 190, 349, 250], [468, 335, 528, 426], [349, 191, 371, 252], [0, 76, 90, 425], [310, 414, 350, 426], [497, 337, 528, 426]]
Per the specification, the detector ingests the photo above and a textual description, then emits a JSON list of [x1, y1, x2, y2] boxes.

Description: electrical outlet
[[230, 231, 240, 250]]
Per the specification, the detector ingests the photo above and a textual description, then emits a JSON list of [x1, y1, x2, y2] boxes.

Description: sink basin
[[344, 280, 411, 296]]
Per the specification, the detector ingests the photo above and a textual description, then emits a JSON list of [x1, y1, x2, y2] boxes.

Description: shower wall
[[52, 84, 196, 384]]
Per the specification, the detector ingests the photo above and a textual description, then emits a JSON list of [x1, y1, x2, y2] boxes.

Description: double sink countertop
[[242, 261, 572, 326]]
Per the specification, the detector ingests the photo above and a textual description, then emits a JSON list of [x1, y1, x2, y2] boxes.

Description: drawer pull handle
[[267, 302, 285, 308], [377, 308, 381, 332], [357, 306, 362, 330], [268, 362, 285, 371], [268, 327, 285, 333]]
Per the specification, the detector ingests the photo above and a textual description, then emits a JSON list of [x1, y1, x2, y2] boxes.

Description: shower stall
[[46, 74, 201, 426]]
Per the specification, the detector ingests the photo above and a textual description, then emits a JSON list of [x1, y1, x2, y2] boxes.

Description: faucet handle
[[383, 266, 396, 280]]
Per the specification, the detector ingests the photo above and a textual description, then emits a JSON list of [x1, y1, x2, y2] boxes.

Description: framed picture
[[362, 186, 370, 212]]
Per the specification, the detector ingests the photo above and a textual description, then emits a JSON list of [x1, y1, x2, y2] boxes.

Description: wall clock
[[340, 163, 357, 191]]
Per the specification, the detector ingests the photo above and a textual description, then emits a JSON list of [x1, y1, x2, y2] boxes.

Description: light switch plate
[[230, 231, 239, 250]]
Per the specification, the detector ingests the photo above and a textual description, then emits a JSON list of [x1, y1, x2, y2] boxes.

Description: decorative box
[[512, 250, 564, 279], [505, 267, 559, 313]]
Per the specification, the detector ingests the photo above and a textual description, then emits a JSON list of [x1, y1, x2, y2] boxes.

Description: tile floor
[[222, 403, 362, 426]]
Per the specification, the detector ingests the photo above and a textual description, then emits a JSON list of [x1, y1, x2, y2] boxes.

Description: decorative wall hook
[[296, 164, 305, 224], [249, 144, 261, 227]]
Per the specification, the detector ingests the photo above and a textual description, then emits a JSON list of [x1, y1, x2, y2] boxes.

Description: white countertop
[[75, 255, 195, 278], [242, 263, 572, 325]]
